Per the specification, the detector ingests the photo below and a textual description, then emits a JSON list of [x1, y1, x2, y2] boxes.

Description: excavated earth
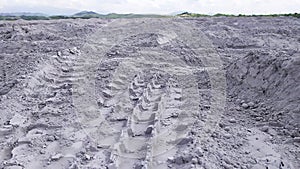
[[0, 17, 299, 169]]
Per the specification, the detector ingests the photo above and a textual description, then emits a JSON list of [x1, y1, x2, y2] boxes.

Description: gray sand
[[0, 17, 299, 169]]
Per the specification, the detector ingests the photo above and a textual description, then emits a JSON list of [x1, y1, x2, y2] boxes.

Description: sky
[[0, 0, 300, 15]]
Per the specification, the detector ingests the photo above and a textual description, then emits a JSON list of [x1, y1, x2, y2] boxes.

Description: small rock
[[35, 130, 43, 134], [182, 154, 193, 163], [211, 132, 219, 138], [97, 144, 110, 149], [167, 157, 174, 163], [0, 126, 13, 136], [248, 102, 255, 107], [69, 163, 79, 169], [97, 97, 105, 106], [269, 121, 283, 127], [69, 47, 79, 54], [51, 153, 63, 161], [195, 148, 204, 157], [40, 149, 46, 154], [134, 163, 143, 169], [293, 137, 300, 143], [291, 130, 300, 138], [255, 117, 263, 121], [241, 165, 248, 169], [177, 137, 193, 145], [224, 133, 232, 139], [229, 118, 236, 123], [38, 102, 46, 109], [191, 158, 198, 164], [170, 112, 179, 118], [127, 128, 134, 137], [223, 157, 231, 164], [145, 125, 154, 135], [86, 145, 97, 152], [54, 135, 59, 140], [241, 103, 249, 109], [190, 129, 197, 135], [2, 95, 7, 100], [219, 122, 225, 128], [175, 156, 184, 165], [84, 154, 91, 160], [10, 114, 27, 127], [46, 135, 55, 142], [261, 126, 269, 132], [222, 162, 233, 169], [18, 137, 31, 144], [224, 127, 230, 132]]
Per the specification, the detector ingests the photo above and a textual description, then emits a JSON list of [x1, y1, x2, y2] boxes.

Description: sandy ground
[[0, 17, 299, 169]]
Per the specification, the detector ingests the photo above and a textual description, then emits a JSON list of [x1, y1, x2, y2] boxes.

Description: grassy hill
[[176, 12, 300, 18], [72, 11, 103, 18], [1, 11, 299, 21], [0, 11, 168, 20], [72, 11, 167, 19]]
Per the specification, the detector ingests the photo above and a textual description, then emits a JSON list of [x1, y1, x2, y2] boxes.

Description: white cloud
[[0, 0, 8, 9], [0, 0, 299, 15]]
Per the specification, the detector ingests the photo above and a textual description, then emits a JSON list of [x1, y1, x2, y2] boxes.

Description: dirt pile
[[0, 17, 299, 169], [228, 50, 300, 129]]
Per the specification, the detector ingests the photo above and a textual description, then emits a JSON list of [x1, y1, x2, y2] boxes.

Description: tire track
[[2, 48, 90, 168], [24, 49, 86, 107], [74, 18, 226, 169]]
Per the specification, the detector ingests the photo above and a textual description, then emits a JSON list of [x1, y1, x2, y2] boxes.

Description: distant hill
[[1, 11, 299, 21], [169, 11, 186, 16], [0, 12, 47, 16], [101, 13, 167, 19], [176, 12, 209, 17], [72, 11, 167, 19], [0, 11, 168, 20], [72, 11, 103, 17], [176, 12, 300, 18]]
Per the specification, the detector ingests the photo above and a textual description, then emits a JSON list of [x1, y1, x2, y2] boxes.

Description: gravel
[[0, 17, 299, 169]]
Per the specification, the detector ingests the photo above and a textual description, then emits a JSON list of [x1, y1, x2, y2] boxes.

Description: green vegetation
[[176, 12, 300, 18], [0, 15, 49, 21], [214, 13, 235, 17], [71, 11, 168, 19], [72, 11, 101, 18], [0, 11, 299, 21], [20, 15, 49, 20], [49, 15, 70, 20], [99, 13, 168, 19], [0, 13, 168, 21], [0, 16, 17, 21], [177, 12, 209, 17]]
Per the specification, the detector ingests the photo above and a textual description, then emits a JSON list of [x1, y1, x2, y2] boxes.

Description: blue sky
[[0, 0, 300, 15]]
